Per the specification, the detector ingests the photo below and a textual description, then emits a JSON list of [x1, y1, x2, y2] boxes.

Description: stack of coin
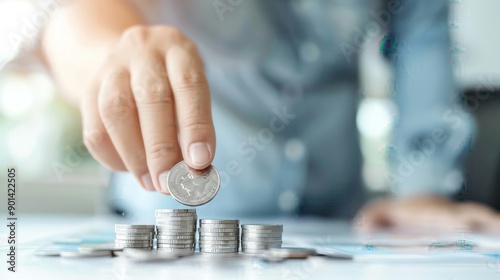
[[115, 225, 155, 249], [198, 219, 239, 254], [241, 224, 283, 254], [155, 209, 197, 254]]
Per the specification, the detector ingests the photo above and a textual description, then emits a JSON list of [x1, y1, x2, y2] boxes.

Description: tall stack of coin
[[115, 225, 155, 249], [155, 209, 197, 254], [198, 219, 239, 254], [241, 224, 283, 254]]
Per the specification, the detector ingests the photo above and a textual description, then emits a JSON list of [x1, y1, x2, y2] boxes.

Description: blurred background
[[0, 0, 499, 214]]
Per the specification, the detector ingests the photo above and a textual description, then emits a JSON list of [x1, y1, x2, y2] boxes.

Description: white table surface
[[2, 214, 500, 280]]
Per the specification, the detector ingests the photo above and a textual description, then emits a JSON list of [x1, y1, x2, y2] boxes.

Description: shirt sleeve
[[387, 0, 475, 196]]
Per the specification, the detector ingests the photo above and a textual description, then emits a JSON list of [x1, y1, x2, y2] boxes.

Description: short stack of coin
[[241, 224, 283, 254], [115, 225, 155, 249], [155, 209, 197, 254], [198, 219, 239, 254]]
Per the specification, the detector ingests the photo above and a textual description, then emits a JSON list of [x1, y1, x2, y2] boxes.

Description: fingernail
[[141, 173, 155, 191], [188, 142, 211, 167], [159, 170, 170, 193]]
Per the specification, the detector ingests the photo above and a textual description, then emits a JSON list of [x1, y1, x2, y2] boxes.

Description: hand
[[81, 25, 216, 194], [356, 195, 500, 234]]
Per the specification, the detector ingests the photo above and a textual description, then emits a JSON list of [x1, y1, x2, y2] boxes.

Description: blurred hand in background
[[358, 195, 500, 234]]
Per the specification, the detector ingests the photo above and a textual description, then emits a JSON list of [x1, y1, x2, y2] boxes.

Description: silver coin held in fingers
[[167, 161, 220, 206]]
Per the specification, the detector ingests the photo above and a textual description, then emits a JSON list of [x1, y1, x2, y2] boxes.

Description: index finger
[[167, 43, 216, 170]]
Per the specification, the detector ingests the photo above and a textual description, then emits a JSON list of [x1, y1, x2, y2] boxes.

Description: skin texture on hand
[[81, 25, 216, 194], [357, 196, 500, 234], [42, 1, 218, 194]]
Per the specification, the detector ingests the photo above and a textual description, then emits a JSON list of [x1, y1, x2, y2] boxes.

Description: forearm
[[41, 0, 145, 105]]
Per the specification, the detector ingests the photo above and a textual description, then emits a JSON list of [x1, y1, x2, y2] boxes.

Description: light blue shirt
[[109, 0, 473, 222]]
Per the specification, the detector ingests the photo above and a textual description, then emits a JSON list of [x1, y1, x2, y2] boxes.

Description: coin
[[157, 244, 195, 248], [156, 230, 196, 235], [167, 161, 220, 206], [115, 228, 154, 234], [115, 243, 152, 247], [156, 239, 195, 244], [155, 209, 197, 254], [242, 246, 281, 250], [199, 236, 239, 241], [241, 243, 281, 249], [242, 243, 282, 248], [266, 247, 316, 259], [199, 241, 239, 246], [60, 250, 112, 258], [115, 235, 153, 241], [241, 233, 283, 238], [199, 228, 240, 233], [155, 209, 197, 214], [156, 222, 196, 227], [115, 244, 152, 248], [155, 223, 196, 228], [156, 217, 197, 221], [115, 232, 154, 237], [241, 225, 283, 230], [116, 246, 152, 249], [239, 224, 283, 254], [199, 248, 238, 253], [115, 224, 155, 230], [241, 237, 282, 242], [200, 246, 239, 251], [115, 240, 153, 245], [241, 230, 283, 234], [114, 223, 155, 251], [156, 224, 196, 229], [200, 219, 239, 224], [156, 217, 197, 222], [79, 244, 123, 252], [155, 215, 197, 220], [155, 234, 195, 240], [115, 239, 153, 243], [199, 224, 239, 229], [198, 232, 239, 237], [198, 219, 240, 254]]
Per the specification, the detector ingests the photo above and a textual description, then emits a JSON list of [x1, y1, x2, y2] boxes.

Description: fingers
[[167, 44, 216, 170], [97, 70, 153, 191], [459, 203, 500, 234], [81, 26, 215, 194], [355, 199, 395, 233], [130, 55, 182, 194], [81, 81, 127, 172], [358, 197, 500, 235]]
